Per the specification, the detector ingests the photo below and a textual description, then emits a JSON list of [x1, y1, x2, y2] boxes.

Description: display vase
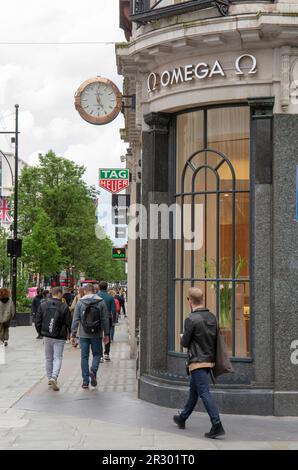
[[219, 288, 232, 352], [219, 286, 232, 329], [220, 327, 232, 353]]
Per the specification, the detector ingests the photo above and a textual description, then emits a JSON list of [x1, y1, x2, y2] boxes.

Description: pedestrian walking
[[97, 281, 116, 361], [31, 288, 44, 339], [71, 284, 110, 389], [35, 287, 72, 391], [70, 287, 85, 315], [109, 289, 120, 327], [115, 289, 122, 320], [43, 290, 50, 299], [63, 287, 74, 307], [119, 289, 127, 318], [0, 288, 15, 347], [173, 287, 225, 439]]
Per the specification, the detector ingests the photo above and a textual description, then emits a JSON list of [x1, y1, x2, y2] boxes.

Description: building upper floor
[[117, 0, 298, 121], [129, 1, 276, 27], [119, 1, 298, 50]]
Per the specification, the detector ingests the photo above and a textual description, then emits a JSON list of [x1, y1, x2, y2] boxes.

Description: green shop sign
[[112, 247, 126, 260]]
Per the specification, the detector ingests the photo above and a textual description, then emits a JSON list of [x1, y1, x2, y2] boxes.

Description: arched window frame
[[168, 103, 252, 360]]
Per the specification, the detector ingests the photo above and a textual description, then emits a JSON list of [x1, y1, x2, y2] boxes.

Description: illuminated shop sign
[[147, 54, 257, 93]]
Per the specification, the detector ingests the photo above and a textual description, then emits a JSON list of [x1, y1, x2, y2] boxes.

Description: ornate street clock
[[74, 76, 123, 125]]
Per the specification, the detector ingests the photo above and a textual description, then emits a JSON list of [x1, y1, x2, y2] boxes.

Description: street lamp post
[[12, 104, 19, 309]]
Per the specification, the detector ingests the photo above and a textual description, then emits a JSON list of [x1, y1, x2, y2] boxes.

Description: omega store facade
[[117, 0, 298, 416]]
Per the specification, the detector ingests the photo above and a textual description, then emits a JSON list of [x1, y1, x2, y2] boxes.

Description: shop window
[[174, 105, 251, 358]]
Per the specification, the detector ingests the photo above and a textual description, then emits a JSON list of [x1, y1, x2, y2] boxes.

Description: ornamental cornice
[[116, 9, 298, 74]]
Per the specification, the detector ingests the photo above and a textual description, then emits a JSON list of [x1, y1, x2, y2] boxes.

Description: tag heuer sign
[[99, 169, 130, 194], [112, 247, 126, 260]]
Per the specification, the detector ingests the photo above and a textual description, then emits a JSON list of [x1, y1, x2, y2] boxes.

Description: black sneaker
[[204, 422, 225, 439], [89, 370, 97, 387], [173, 413, 186, 429], [36, 335, 43, 339], [82, 383, 89, 390], [4, 341, 8, 347]]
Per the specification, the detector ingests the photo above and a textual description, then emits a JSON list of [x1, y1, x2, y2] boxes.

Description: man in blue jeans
[[173, 287, 225, 439], [71, 284, 110, 389]]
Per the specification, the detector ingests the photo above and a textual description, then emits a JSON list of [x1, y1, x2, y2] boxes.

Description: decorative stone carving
[[290, 57, 298, 107], [280, 47, 291, 111]]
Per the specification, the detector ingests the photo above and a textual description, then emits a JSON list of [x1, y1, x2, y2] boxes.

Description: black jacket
[[35, 298, 72, 340], [181, 308, 218, 365], [31, 295, 43, 315]]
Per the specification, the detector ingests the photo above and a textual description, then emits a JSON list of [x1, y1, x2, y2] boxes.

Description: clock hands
[[95, 91, 101, 105]]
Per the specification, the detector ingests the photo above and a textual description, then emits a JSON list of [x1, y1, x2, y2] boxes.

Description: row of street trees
[[0, 151, 126, 302]]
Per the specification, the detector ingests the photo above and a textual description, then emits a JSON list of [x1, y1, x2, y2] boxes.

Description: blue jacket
[[97, 290, 117, 323]]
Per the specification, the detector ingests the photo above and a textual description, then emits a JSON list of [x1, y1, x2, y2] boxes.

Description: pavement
[[1, 319, 298, 450]]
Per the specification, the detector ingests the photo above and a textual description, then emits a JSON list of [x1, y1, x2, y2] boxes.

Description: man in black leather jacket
[[173, 287, 225, 439]]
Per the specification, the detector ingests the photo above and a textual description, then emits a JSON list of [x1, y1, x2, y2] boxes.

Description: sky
[[0, 0, 128, 244]]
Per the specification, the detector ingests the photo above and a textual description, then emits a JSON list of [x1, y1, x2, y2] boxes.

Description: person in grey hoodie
[[0, 288, 15, 346], [71, 284, 110, 389]]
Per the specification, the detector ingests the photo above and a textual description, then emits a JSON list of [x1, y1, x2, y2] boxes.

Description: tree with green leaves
[[22, 209, 64, 286], [18, 150, 127, 284], [85, 234, 126, 281]]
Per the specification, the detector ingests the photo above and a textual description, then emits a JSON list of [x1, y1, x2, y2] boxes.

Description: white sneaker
[[49, 378, 60, 391]]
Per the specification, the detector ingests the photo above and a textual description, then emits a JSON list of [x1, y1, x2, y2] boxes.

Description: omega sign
[[147, 54, 257, 93]]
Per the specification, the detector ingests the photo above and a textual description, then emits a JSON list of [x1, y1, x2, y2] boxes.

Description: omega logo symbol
[[147, 72, 160, 93], [147, 54, 258, 93], [235, 54, 257, 75]]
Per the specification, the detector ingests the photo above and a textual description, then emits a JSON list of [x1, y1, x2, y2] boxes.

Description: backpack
[[41, 301, 63, 338], [82, 303, 101, 334]]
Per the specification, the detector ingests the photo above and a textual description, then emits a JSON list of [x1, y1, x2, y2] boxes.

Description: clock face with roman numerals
[[74, 77, 123, 125]]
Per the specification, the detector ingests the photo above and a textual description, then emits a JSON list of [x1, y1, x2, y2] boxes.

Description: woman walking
[[70, 287, 85, 315], [0, 288, 15, 347]]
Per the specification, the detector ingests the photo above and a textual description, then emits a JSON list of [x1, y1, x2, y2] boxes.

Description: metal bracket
[[214, 0, 230, 16], [122, 94, 136, 111]]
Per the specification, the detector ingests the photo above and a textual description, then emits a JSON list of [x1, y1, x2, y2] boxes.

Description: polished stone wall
[[139, 113, 171, 377], [249, 98, 275, 388], [273, 114, 298, 416]]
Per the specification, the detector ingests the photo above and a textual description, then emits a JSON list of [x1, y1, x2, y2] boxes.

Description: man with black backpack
[[70, 284, 110, 389], [35, 287, 72, 391]]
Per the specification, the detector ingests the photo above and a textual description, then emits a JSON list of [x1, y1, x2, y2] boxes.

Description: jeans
[[110, 325, 115, 341], [180, 368, 220, 426], [80, 337, 103, 385], [0, 323, 9, 342], [104, 334, 111, 355], [44, 337, 65, 380]]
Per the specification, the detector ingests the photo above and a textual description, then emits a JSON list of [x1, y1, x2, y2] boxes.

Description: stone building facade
[[117, 0, 298, 416]]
